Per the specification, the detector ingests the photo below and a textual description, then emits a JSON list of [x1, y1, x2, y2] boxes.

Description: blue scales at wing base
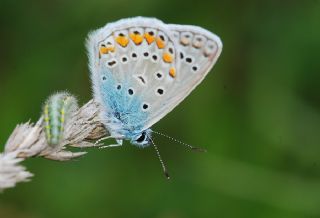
[[98, 69, 149, 142]]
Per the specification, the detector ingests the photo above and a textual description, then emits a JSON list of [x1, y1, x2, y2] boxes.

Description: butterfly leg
[[99, 139, 123, 149], [94, 136, 113, 146], [99, 139, 122, 149]]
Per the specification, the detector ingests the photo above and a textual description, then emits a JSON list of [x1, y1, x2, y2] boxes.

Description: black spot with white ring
[[186, 57, 192, 63], [121, 56, 128, 63], [131, 52, 138, 59], [155, 71, 163, 80], [142, 103, 149, 110], [157, 88, 164, 95], [158, 89, 164, 95], [108, 60, 117, 67], [128, 88, 134, 95], [152, 54, 158, 61], [192, 66, 198, 72]]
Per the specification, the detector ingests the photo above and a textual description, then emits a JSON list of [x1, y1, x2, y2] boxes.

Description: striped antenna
[[152, 130, 207, 152], [148, 136, 170, 179]]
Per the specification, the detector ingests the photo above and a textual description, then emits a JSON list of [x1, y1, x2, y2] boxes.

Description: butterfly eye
[[136, 132, 146, 142]]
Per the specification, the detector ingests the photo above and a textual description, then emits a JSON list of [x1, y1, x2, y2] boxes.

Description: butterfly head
[[131, 129, 152, 147]]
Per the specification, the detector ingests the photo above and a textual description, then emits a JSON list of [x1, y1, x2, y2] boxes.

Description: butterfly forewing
[[87, 17, 180, 134]]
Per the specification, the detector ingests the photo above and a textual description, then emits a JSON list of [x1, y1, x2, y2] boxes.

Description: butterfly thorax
[[103, 111, 152, 147]]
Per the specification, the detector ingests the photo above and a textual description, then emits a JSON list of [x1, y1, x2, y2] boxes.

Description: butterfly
[[86, 17, 222, 177]]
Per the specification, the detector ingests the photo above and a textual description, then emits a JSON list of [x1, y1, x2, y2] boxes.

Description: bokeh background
[[1, 0, 320, 217]]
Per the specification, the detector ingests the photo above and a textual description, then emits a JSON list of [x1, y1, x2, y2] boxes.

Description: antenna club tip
[[164, 172, 170, 179]]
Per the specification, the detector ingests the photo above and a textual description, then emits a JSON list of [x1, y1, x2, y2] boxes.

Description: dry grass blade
[[0, 99, 109, 192]]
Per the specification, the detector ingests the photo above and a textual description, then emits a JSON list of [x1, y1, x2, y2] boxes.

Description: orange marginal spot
[[163, 53, 173, 63], [144, 33, 155, 44], [115, 36, 129, 47], [169, 67, 176, 78], [99, 46, 115, 55], [100, 46, 108, 54], [130, 33, 143, 45], [156, 37, 165, 49], [106, 45, 115, 53]]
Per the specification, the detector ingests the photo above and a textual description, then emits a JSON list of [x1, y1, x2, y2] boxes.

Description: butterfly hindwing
[[142, 23, 223, 129]]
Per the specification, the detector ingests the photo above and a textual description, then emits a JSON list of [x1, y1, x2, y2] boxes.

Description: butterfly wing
[[87, 17, 179, 136], [142, 23, 223, 129], [87, 17, 222, 137]]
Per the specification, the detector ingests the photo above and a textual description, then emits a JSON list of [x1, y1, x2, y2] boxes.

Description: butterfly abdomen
[[43, 92, 78, 146]]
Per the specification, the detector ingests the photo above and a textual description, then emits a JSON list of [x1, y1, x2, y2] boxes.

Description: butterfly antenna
[[148, 136, 170, 179], [152, 130, 207, 152]]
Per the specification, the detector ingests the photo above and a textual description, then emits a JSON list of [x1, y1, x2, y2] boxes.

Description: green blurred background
[[1, 0, 320, 217]]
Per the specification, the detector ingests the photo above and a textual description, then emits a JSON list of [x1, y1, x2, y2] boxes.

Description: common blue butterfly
[[87, 17, 222, 177]]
